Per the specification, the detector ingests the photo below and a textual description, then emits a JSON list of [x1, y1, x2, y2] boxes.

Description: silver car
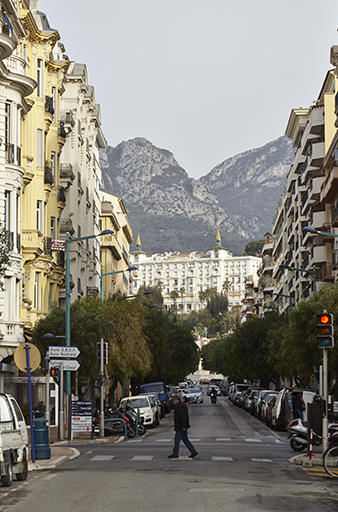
[[181, 387, 204, 404]]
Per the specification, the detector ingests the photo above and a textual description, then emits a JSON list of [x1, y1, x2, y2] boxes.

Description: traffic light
[[96, 341, 108, 365], [317, 312, 334, 348], [50, 367, 59, 383]]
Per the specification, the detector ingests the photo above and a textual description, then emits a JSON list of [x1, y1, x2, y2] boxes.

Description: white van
[[120, 395, 158, 428], [0, 393, 29, 487]]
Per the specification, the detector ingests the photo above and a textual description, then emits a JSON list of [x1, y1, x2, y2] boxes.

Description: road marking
[[188, 488, 245, 493], [190, 439, 201, 442], [168, 456, 192, 460], [216, 438, 231, 441], [131, 455, 154, 461], [275, 439, 283, 443], [90, 455, 115, 461], [127, 439, 143, 443], [212, 456, 233, 461], [246, 438, 262, 443], [155, 439, 172, 442], [251, 458, 273, 463], [87, 450, 93, 453]]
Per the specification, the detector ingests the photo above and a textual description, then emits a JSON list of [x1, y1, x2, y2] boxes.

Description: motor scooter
[[92, 407, 138, 438], [210, 392, 217, 404], [287, 418, 338, 451]]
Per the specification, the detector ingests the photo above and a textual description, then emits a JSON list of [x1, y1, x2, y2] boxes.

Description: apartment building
[[129, 231, 262, 312], [0, 0, 36, 389], [100, 191, 133, 298], [271, 69, 338, 314], [19, 4, 69, 333], [57, 63, 106, 304]]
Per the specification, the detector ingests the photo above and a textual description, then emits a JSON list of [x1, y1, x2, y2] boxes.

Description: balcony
[[60, 164, 75, 189], [58, 185, 66, 203], [44, 96, 54, 116], [321, 166, 338, 204], [319, 263, 335, 283], [60, 110, 75, 127], [59, 218, 75, 236], [44, 165, 53, 186], [301, 141, 325, 183]]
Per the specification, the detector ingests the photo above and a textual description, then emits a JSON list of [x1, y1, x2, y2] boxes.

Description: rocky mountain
[[99, 136, 294, 255]]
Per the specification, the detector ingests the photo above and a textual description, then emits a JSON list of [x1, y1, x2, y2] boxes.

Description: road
[[1, 394, 338, 512]]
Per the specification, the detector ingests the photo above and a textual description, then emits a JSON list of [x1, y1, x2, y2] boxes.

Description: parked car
[[255, 390, 272, 419], [236, 389, 250, 408], [260, 391, 278, 424], [243, 388, 259, 412], [0, 393, 29, 486], [139, 382, 170, 413], [248, 389, 262, 415], [120, 395, 158, 428], [271, 388, 316, 431], [265, 394, 278, 428], [229, 384, 250, 404], [181, 387, 204, 404]]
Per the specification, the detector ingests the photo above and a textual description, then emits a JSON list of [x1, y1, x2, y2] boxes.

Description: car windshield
[[141, 384, 165, 393], [190, 388, 201, 393], [121, 398, 148, 408]]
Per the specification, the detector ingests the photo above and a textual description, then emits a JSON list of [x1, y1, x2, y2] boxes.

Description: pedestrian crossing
[[89, 454, 274, 463], [123, 435, 284, 444]]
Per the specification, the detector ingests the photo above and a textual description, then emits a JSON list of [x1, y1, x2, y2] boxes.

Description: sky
[[39, 0, 338, 179]]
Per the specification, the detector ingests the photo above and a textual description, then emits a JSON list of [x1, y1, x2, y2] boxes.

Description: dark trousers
[[172, 430, 196, 456]]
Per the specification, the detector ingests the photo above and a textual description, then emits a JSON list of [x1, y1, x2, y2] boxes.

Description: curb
[[28, 447, 80, 471]]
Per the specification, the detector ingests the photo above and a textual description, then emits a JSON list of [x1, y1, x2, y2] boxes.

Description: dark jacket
[[174, 400, 190, 431]]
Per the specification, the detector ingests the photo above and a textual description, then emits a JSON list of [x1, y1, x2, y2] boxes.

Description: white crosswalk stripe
[[131, 455, 154, 461], [90, 455, 115, 461]]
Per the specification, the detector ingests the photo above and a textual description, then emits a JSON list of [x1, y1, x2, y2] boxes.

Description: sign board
[[71, 400, 92, 432], [14, 343, 41, 373], [49, 359, 81, 372], [51, 239, 66, 251], [49, 346, 81, 359], [87, 286, 99, 296]]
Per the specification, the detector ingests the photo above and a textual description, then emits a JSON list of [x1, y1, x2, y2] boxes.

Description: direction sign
[[51, 239, 66, 251], [48, 346, 81, 359], [49, 359, 82, 372]]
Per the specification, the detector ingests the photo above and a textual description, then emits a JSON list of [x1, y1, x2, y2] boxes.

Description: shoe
[[168, 454, 179, 459], [189, 452, 198, 458]]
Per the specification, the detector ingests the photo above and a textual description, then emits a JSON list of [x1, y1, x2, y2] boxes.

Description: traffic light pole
[[323, 348, 328, 453], [45, 352, 50, 426], [100, 338, 104, 438]]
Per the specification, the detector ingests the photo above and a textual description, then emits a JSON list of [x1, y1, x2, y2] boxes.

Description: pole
[[312, 265, 316, 293], [100, 338, 104, 437], [322, 348, 328, 453], [24, 344, 35, 463], [45, 352, 50, 426], [60, 361, 64, 441], [65, 232, 71, 395], [101, 267, 104, 302]]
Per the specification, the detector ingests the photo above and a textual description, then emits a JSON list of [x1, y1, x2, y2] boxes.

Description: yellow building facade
[[19, 3, 69, 334]]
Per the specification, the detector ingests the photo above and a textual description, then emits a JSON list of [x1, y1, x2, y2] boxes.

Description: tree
[[222, 279, 232, 295], [179, 286, 185, 311], [243, 239, 264, 257]]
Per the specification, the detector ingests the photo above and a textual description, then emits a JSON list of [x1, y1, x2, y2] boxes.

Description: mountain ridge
[[100, 136, 294, 255]]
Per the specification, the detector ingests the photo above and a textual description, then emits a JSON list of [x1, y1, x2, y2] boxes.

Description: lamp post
[[279, 263, 316, 293], [100, 266, 137, 301], [263, 290, 292, 309]]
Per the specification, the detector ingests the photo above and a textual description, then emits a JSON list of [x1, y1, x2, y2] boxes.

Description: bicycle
[[323, 433, 338, 477]]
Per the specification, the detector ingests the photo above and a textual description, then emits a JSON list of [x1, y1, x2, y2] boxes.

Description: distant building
[[129, 231, 262, 312]]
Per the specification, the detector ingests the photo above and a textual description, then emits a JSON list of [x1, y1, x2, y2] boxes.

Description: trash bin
[[33, 417, 51, 460]]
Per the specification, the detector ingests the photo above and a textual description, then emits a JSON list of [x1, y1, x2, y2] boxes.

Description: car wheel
[[1, 453, 13, 487], [16, 451, 28, 481]]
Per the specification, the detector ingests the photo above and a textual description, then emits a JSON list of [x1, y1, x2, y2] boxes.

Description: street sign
[[48, 346, 81, 359], [87, 286, 99, 296], [14, 343, 41, 373], [71, 400, 92, 432], [51, 239, 66, 251], [49, 359, 82, 372]]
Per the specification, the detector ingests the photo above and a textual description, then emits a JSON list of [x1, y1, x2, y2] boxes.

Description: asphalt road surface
[[1, 394, 338, 512]]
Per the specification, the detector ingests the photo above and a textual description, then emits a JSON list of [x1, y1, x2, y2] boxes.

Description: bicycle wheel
[[323, 445, 338, 477]]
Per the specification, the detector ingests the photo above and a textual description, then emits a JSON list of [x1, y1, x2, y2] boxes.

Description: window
[[23, 45, 27, 75], [4, 191, 10, 231], [189, 287, 193, 293], [174, 279, 178, 286], [51, 152, 56, 181], [52, 87, 56, 121], [34, 272, 39, 310], [50, 217, 55, 239], [5, 103, 10, 145], [37, 59, 42, 97], [37, 129, 42, 167], [36, 200, 42, 231]]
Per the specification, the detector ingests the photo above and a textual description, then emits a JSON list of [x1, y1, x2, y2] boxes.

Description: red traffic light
[[320, 314, 330, 324]]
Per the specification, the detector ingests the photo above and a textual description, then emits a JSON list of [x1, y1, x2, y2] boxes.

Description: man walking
[[168, 394, 198, 459]]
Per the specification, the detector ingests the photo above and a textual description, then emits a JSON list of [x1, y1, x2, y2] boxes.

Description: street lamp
[[279, 263, 316, 293], [125, 290, 152, 299], [100, 266, 138, 301], [65, 229, 113, 395]]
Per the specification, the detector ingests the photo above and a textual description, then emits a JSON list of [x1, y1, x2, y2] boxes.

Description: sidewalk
[[290, 451, 324, 467]]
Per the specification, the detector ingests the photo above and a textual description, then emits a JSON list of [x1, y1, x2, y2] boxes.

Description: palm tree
[[222, 279, 232, 296], [179, 286, 185, 312], [169, 290, 179, 313]]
